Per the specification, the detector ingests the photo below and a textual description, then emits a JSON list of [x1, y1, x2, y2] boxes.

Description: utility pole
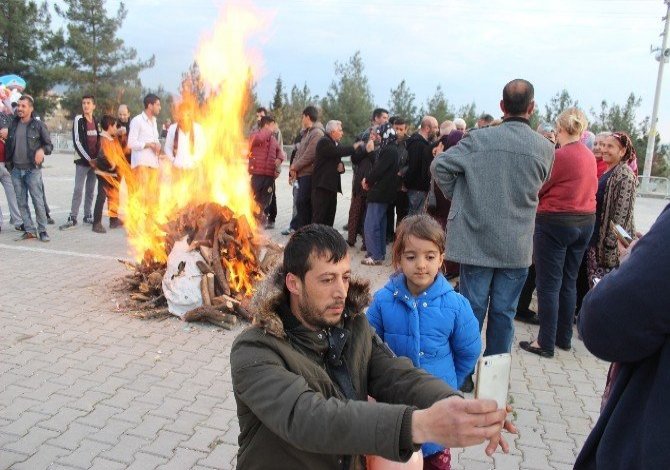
[[643, 0, 670, 188]]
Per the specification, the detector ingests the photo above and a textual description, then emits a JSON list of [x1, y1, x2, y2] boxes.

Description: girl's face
[[399, 235, 443, 296]]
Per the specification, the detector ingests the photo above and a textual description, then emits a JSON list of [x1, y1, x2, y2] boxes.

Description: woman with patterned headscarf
[[361, 123, 400, 265], [586, 131, 637, 284]]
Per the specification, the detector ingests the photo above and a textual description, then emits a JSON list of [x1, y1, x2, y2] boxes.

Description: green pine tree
[[54, 0, 155, 117], [321, 51, 374, 144], [0, 0, 61, 116]]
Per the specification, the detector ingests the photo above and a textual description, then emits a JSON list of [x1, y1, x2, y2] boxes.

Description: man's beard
[[297, 296, 344, 331]]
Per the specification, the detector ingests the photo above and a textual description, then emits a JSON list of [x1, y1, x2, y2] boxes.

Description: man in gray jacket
[[431, 79, 554, 388]]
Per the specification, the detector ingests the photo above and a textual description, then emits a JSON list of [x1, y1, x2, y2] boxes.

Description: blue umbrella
[[0, 74, 27, 91]]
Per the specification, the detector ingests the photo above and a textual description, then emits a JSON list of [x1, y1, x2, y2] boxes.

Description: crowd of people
[[1, 78, 667, 469], [234, 78, 668, 469], [0, 91, 208, 238]]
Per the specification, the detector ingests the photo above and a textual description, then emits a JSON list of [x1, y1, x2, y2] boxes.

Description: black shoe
[[556, 343, 572, 352], [47, 217, 55, 225], [109, 217, 124, 229], [59, 217, 77, 230], [519, 340, 554, 358], [515, 309, 540, 325], [460, 374, 474, 393], [83, 215, 93, 224], [16, 231, 37, 241], [38, 231, 50, 242], [15, 224, 25, 231]]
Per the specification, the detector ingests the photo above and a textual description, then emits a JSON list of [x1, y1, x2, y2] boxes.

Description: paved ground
[[0, 153, 667, 470]]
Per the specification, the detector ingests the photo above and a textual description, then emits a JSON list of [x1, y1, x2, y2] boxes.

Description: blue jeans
[[459, 264, 528, 356], [11, 167, 48, 233], [363, 202, 388, 261], [407, 190, 427, 216], [534, 221, 594, 352]]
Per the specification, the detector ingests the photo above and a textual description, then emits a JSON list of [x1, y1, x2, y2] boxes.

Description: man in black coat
[[311, 120, 364, 227]]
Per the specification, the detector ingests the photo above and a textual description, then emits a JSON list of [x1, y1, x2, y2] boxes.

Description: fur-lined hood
[[249, 266, 372, 339]]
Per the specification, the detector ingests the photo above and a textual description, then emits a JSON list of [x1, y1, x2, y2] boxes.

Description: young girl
[[367, 214, 481, 470]]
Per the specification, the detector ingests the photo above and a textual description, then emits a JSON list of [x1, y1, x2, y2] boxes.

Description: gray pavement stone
[[158, 447, 210, 470], [0, 449, 30, 468], [10, 443, 70, 470], [142, 429, 190, 459], [2, 154, 667, 469], [90, 457, 128, 470], [125, 451, 169, 470], [55, 438, 113, 469]]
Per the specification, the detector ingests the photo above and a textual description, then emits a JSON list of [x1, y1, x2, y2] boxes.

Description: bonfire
[[114, 5, 279, 328]]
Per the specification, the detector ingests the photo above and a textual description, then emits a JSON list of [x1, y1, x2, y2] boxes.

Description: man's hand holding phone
[[411, 397, 517, 455]]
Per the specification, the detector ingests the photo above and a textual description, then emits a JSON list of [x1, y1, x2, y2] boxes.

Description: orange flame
[[114, 3, 268, 295]]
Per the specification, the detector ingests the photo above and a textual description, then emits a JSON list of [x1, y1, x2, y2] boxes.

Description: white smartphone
[[610, 221, 633, 247], [474, 353, 511, 410]]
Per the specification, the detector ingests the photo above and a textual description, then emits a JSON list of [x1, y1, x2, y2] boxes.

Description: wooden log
[[200, 275, 211, 306], [199, 246, 213, 263], [183, 305, 238, 327], [212, 226, 232, 296], [117, 259, 138, 271], [130, 293, 151, 301], [206, 273, 216, 303], [196, 260, 213, 275]]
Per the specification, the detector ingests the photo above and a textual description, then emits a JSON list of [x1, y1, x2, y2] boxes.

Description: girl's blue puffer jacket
[[367, 272, 482, 457], [366, 272, 481, 390]]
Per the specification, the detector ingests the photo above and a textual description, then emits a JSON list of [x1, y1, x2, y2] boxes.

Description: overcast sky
[[97, 0, 669, 139]]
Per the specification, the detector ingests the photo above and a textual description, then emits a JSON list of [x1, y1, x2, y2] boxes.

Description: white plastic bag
[[162, 236, 205, 318]]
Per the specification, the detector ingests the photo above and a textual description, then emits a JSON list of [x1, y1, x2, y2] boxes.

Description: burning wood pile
[[120, 202, 283, 329]]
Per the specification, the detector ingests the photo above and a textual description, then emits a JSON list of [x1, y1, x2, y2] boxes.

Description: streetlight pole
[[643, 0, 670, 188]]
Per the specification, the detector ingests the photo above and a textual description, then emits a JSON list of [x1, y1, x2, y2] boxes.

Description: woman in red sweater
[[520, 108, 597, 358]]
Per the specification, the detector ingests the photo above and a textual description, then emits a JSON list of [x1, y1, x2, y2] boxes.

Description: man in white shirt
[[127, 94, 161, 205], [163, 105, 205, 174]]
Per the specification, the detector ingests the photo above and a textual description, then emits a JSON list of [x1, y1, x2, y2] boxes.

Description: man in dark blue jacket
[[575, 203, 670, 469], [1, 95, 53, 242]]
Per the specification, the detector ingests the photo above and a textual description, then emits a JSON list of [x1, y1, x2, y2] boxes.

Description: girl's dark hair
[[392, 215, 445, 268]]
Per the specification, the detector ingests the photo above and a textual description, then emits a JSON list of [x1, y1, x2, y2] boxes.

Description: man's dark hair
[[100, 115, 118, 131], [259, 115, 275, 128], [256, 106, 268, 114], [392, 117, 407, 126], [302, 105, 318, 123], [479, 113, 494, 123], [143, 93, 160, 109], [18, 94, 34, 105], [502, 79, 534, 116], [372, 108, 389, 121], [283, 224, 348, 281], [81, 95, 95, 103]]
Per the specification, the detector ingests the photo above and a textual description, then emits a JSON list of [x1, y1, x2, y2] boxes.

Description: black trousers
[[312, 187, 337, 227], [395, 191, 409, 226], [517, 263, 536, 313], [93, 175, 114, 225], [265, 181, 277, 222], [251, 175, 274, 223], [295, 175, 312, 229]]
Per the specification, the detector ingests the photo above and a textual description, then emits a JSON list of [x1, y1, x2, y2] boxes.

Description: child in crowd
[[367, 214, 481, 470]]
